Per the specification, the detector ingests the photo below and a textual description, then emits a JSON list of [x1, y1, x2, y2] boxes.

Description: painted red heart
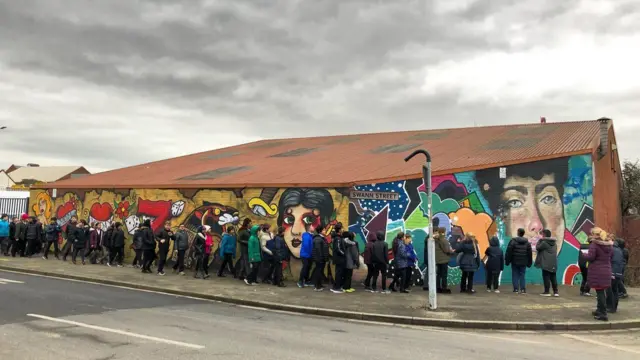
[[90, 202, 114, 221], [57, 201, 76, 220]]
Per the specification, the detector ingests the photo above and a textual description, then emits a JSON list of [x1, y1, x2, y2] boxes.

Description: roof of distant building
[[10, 166, 89, 183]]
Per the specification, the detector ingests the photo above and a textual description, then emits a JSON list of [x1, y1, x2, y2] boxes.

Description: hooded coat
[[44, 223, 61, 243], [395, 241, 409, 269], [505, 236, 533, 268], [332, 231, 346, 265], [0, 218, 9, 237], [73, 224, 89, 249], [611, 242, 625, 279], [344, 235, 360, 270], [311, 233, 329, 263], [435, 233, 454, 265], [300, 231, 313, 259], [247, 225, 262, 263], [484, 236, 504, 272], [371, 232, 389, 265], [173, 229, 189, 251], [267, 234, 289, 262], [140, 221, 156, 251], [193, 230, 206, 255], [220, 232, 237, 257], [132, 228, 144, 250], [584, 238, 614, 290], [534, 237, 558, 272], [456, 239, 480, 272], [363, 232, 376, 265], [111, 227, 125, 248], [259, 229, 273, 259]]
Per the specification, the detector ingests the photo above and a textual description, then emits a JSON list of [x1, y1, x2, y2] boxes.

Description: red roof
[[39, 120, 604, 189]]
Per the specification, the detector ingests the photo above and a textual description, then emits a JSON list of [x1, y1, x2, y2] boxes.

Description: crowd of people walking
[[0, 213, 630, 321]]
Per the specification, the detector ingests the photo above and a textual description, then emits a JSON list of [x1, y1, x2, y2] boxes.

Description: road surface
[[0, 270, 638, 360]]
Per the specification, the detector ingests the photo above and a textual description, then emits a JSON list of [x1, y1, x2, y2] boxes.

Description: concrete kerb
[[1, 265, 637, 332]]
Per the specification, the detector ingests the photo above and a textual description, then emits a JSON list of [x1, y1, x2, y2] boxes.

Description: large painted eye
[[540, 195, 557, 205], [302, 214, 317, 225], [507, 199, 523, 209], [283, 215, 295, 225]]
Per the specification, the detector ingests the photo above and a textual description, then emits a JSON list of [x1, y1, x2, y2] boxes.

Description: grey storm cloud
[[0, 0, 639, 173]]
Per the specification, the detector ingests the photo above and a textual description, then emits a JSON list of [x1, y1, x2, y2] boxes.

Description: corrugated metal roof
[[39, 120, 604, 189], [9, 166, 84, 183]]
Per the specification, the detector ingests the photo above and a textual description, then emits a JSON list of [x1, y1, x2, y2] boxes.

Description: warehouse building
[[31, 118, 622, 285]]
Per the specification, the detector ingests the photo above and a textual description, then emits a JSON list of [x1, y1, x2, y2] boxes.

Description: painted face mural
[[276, 188, 336, 258], [32, 192, 52, 224], [349, 155, 594, 285], [476, 158, 568, 254]]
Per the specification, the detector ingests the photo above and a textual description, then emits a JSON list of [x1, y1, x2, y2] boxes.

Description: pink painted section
[[418, 174, 461, 192], [563, 229, 580, 249]]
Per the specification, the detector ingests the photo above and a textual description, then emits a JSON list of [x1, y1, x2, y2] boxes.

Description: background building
[[30, 119, 621, 285], [6, 164, 90, 187]]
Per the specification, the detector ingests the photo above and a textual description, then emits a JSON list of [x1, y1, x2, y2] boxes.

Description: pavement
[[2, 270, 640, 359], [0, 256, 639, 331]]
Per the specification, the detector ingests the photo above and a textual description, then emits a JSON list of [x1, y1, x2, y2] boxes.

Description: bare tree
[[621, 160, 640, 215]]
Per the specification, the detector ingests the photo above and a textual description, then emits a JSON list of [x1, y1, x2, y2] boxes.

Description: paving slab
[[1, 256, 638, 330]]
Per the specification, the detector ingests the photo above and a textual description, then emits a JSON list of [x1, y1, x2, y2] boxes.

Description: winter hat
[[21, 213, 29, 220]]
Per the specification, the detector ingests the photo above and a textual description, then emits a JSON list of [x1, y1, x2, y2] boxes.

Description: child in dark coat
[[484, 236, 504, 293]]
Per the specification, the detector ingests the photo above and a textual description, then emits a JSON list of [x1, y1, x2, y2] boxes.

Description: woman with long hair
[[456, 233, 481, 294], [584, 227, 614, 321]]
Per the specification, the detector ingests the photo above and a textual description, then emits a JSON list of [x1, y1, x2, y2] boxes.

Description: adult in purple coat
[[583, 227, 614, 321]]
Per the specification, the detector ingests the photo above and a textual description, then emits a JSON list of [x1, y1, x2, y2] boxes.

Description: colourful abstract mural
[[348, 155, 594, 285], [28, 188, 349, 280]]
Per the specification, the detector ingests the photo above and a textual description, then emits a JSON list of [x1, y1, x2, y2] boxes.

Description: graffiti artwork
[[28, 188, 348, 278], [348, 155, 594, 285], [28, 155, 592, 285]]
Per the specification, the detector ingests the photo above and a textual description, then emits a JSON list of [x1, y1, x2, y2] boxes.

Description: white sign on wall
[[499, 167, 507, 179]]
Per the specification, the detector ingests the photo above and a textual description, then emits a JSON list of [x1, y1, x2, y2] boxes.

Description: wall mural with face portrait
[[348, 155, 594, 285], [28, 187, 348, 278]]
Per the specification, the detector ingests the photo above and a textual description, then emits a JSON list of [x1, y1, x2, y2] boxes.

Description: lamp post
[[404, 149, 436, 310]]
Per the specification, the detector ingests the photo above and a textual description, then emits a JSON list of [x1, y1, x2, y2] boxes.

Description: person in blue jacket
[[267, 226, 289, 287], [297, 223, 315, 288], [217, 226, 237, 277], [0, 214, 10, 256], [404, 234, 418, 291], [43, 217, 62, 259]]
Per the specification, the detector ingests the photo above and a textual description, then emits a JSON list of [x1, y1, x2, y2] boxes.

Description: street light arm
[[404, 149, 431, 163]]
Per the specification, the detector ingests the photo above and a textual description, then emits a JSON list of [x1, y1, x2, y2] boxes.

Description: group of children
[[2, 212, 631, 320]]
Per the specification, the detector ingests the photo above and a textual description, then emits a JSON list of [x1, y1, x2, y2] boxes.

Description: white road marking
[[26, 314, 205, 350], [0, 277, 24, 284], [561, 333, 640, 355]]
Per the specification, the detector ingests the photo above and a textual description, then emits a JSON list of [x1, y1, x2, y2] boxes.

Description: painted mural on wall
[[348, 155, 594, 285], [28, 188, 348, 278]]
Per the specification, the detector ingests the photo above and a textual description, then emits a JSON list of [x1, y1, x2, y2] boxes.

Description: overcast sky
[[1, 0, 638, 173]]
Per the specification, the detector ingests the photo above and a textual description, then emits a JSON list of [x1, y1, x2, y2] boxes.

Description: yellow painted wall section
[[29, 187, 348, 280]]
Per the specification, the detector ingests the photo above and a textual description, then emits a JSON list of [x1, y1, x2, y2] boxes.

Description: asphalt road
[[0, 270, 639, 360]]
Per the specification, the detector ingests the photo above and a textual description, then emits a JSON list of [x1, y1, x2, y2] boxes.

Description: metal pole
[[404, 149, 437, 310]]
